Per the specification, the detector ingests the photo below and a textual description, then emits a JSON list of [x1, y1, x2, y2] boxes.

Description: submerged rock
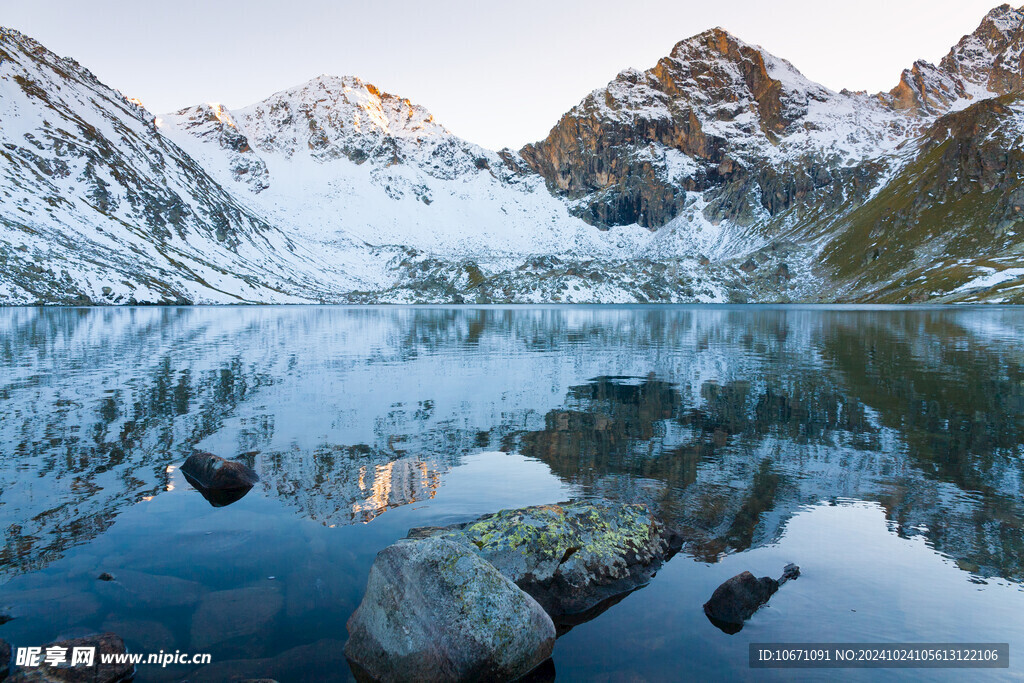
[[703, 564, 800, 634], [1, 639, 10, 680], [345, 536, 555, 682], [190, 585, 283, 651], [8, 633, 133, 682], [95, 569, 205, 610], [181, 452, 259, 507], [408, 500, 678, 621]]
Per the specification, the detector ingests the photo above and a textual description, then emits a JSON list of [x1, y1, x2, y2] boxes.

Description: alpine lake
[[2, 305, 1024, 681]]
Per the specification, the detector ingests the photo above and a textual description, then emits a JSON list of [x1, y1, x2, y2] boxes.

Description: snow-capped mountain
[[0, 28, 384, 304], [2, 4, 1024, 304], [159, 75, 652, 260]]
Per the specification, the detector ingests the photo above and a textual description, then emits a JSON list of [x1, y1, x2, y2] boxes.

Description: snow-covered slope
[[161, 75, 658, 259], [2, 4, 1024, 305], [0, 28, 375, 304]]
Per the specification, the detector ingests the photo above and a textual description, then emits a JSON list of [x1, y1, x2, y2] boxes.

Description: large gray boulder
[[409, 500, 677, 621], [345, 537, 555, 682]]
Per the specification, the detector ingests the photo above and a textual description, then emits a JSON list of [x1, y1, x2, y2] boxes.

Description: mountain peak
[[936, 3, 1024, 95], [885, 3, 1024, 115], [980, 3, 1024, 31]]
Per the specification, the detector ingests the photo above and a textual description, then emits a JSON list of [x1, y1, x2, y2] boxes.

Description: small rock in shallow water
[[96, 572, 114, 582], [8, 632, 133, 682], [345, 536, 555, 682], [181, 451, 259, 507], [703, 565, 800, 634]]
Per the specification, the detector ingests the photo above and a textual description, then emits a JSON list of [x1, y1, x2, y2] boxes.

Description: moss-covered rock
[[409, 500, 679, 621]]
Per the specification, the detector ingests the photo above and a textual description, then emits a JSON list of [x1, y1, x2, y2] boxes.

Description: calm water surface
[[2, 305, 1024, 681]]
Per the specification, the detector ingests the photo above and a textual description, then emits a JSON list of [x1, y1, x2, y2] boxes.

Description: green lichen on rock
[[460, 501, 656, 565], [410, 500, 676, 618]]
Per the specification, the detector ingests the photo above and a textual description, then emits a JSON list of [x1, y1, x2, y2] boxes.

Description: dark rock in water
[[345, 536, 555, 682], [1, 638, 11, 681], [407, 500, 679, 624], [96, 572, 114, 582], [0, 612, 12, 626], [181, 451, 258, 507], [8, 633, 133, 682], [703, 565, 800, 634], [183, 477, 255, 507], [703, 571, 778, 634]]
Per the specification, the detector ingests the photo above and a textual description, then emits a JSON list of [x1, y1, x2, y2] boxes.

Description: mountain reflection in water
[[1, 306, 1023, 679]]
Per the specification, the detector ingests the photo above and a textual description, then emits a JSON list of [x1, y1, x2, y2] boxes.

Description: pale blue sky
[[1, 0, 1007, 149]]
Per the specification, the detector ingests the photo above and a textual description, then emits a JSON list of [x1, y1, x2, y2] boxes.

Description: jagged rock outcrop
[[887, 4, 1024, 114], [519, 28, 909, 229]]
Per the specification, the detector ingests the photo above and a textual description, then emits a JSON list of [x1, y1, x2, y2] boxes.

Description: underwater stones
[[190, 585, 284, 651], [94, 569, 204, 609], [408, 500, 677, 620], [8, 633, 133, 683], [703, 564, 800, 634], [345, 536, 555, 683], [99, 618, 174, 654], [181, 451, 259, 507]]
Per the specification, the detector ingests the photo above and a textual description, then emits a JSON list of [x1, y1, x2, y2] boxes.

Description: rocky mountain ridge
[[1, 4, 1023, 304]]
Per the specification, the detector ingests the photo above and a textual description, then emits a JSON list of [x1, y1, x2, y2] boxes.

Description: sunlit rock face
[[518, 28, 910, 230], [520, 6, 1024, 234]]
